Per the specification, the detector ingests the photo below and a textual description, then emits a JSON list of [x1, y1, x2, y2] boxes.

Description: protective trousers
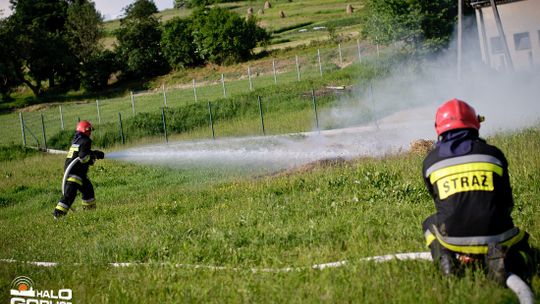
[[55, 175, 96, 214]]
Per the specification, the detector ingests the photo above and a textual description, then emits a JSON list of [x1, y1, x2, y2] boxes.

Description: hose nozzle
[[478, 115, 485, 123]]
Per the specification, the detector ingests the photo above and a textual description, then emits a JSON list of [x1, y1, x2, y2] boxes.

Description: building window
[[490, 37, 504, 54], [513, 32, 531, 50]]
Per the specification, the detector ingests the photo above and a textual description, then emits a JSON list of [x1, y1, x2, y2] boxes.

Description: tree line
[[1, 0, 462, 103], [0, 0, 269, 102]]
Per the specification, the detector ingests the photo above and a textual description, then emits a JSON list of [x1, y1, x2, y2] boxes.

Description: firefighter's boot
[[82, 200, 96, 210], [486, 243, 507, 286], [53, 209, 67, 219]]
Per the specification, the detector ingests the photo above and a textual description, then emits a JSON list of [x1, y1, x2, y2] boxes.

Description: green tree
[[123, 0, 159, 18], [161, 17, 201, 69], [9, 0, 76, 95], [361, 0, 457, 52], [0, 18, 23, 101], [80, 50, 118, 91], [66, 0, 104, 62], [115, 0, 169, 79], [6, 0, 106, 96], [192, 7, 269, 65]]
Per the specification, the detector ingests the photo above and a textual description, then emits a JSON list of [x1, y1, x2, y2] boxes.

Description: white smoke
[[109, 14, 540, 172]]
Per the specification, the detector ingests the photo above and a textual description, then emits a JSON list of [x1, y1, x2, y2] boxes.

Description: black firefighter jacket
[[422, 138, 515, 237], [65, 132, 95, 178]]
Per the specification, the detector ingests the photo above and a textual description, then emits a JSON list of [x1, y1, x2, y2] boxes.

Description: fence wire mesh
[[1, 40, 380, 148]]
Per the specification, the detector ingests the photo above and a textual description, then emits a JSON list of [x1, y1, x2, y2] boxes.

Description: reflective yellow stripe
[[436, 171, 494, 199], [55, 205, 68, 212], [66, 145, 79, 158], [425, 232, 436, 247], [67, 177, 83, 186], [429, 162, 503, 184], [436, 230, 525, 254], [79, 155, 91, 163]]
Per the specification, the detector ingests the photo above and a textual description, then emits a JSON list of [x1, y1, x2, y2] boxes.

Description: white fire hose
[[506, 273, 535, 304], [61, 157, 81, 195]]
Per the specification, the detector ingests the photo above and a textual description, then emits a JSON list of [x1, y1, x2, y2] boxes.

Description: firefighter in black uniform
[[422, 99, 535, 284], [53, 120, 104, 218]]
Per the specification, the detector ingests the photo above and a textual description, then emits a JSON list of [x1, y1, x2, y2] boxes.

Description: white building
[[471, 0, 540, 70]]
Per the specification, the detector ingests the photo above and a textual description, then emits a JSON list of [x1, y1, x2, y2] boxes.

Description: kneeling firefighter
[[422, 99, 536, 285], [53, 120, 104, 218]]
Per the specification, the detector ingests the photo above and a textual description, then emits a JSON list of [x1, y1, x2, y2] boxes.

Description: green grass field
[[1, 0, 539, 302], [0, 127, 539, 303]]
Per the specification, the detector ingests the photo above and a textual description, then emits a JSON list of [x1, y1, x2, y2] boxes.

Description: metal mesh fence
[[1, 39, 381, 148]]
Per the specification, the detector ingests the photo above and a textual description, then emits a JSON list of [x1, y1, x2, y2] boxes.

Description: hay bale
[[410, 139, 435, 155], [279, 10, 286, 18], [264, 1, 272, 9], [247, 7, 254, 17], [258, 9, 264, 15], [346, 4, 354, 14]]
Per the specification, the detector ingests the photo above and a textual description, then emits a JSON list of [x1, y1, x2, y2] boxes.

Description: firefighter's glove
[[93, 150, 105, 159]]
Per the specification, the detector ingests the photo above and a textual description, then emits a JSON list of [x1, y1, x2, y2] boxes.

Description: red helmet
[[435, 98, 483, 136], [76, 120, 93, 136]]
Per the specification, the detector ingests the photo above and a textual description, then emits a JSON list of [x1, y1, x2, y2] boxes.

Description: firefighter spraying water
[[53, 121, 104, 219], [422, 99, 536, 292]]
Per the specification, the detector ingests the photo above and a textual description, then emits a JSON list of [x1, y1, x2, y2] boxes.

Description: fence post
[[272, 59, 277, 84], [129, 93, 135, 115], [248, 66, 253, 91], [40, 113, 47, 150], [221, 74, 227, 98], [311, 89, 320, 133], [376, 43, 380, 58], [96, 99, 102, 123], [295, 55, 301, 81], [317, 49, 323, 77], [19, 112, 27, 146], [161, 107, 168, 143], [162, 84, 168, 107], [338, 43, 343, 66], [357, 39, 362, 63], [192, 79, 198, 103], [59, 105, 65, 130], [118, 112, 125, 145], [258, 96, 266, 136], [207, 101, 215, 140]]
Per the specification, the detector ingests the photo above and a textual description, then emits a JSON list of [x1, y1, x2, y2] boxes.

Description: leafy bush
[[161, 17, 202, 69], [81, 50, 119, 91], [48, 130, 75, 150], [115, 0, 170, 79], [361, 0, 457, 53], [191, 7, 270, 65]]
